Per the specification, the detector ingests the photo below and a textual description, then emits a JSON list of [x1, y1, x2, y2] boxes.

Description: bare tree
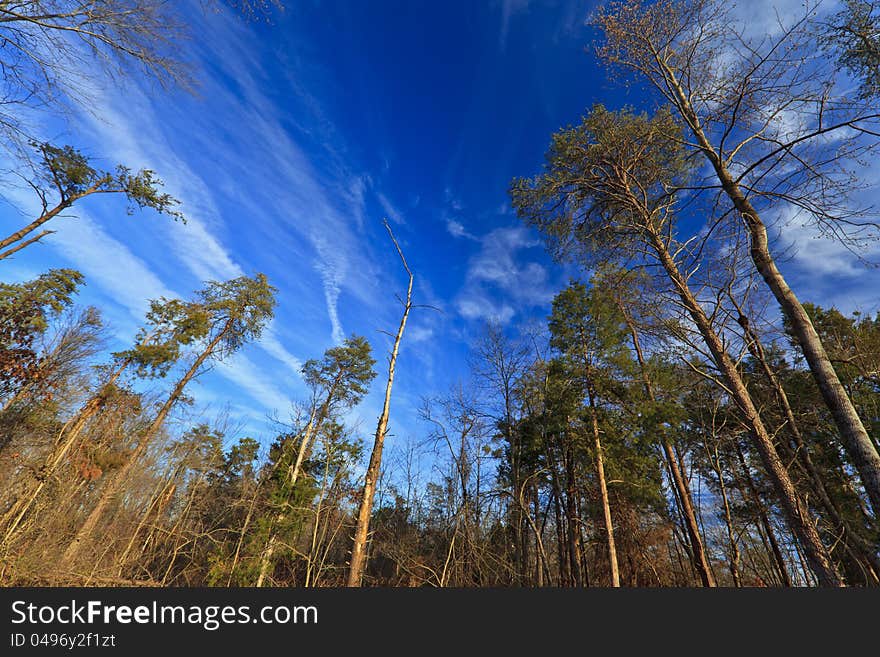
[[347, 221, 413, 587]]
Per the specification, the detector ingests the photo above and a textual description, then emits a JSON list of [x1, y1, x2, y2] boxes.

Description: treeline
[[0, 0, 879, 586], [0, 263, 877, 587]]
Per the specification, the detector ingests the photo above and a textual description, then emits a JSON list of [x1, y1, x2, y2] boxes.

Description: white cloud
[[407, 324, 435, 344], [458, 294, 516, 324], [260, 324, 305, 377], [775, 211, 880, 315], [67, 6, 376, 374], [215, 353, 290, 416], [50, 214, 177, 316], [348, 176, 368, 231], [780, 221, 862, 278], [730, 0, 832, 39], [455, 225, 553, 323], [311, 232, 346, 344], [446, 218, 478, 240]]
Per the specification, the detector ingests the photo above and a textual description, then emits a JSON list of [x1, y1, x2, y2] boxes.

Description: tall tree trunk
[[59, 320, 231, 572], [255, 534, 279, 587], [711, 447, 742, 587], [646, 228, 843, 586], [588, 389, 620, 587], [658, 61, 880, 517], [575, 492, 592, 586], [562, 431, 583, 587], [347, 222, 412, 587]]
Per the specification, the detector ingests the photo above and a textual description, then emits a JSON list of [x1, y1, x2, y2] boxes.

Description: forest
[[0, 0, 879, 588]]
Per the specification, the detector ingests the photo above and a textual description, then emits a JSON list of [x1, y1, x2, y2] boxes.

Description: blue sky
[[1, 0, 878, 453]]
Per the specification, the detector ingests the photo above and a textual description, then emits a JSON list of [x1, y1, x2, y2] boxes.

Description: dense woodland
[[0, 0, 879, 587]]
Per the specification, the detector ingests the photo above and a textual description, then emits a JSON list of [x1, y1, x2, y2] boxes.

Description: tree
[[255, 335, 376, 587], [733, 303, 880, 583], [0, 142, 182, 260], [471, 322, 533, 585], [511, 105, 843, 586], [593, 265, 717, 587], [419, 385, 493, 586], [287, 336, 376, 490], [0, 291, 214, 546], [549, 281, 624, 586], [59, 273, 276, 570], [348, 221, 413, 587], [0, 268, 83, 402], [595, 0, 880, 518]]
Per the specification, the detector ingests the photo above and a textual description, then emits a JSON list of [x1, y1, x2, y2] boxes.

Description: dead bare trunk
[[255, 534, 278, 587], [347, 221, 412, 587]]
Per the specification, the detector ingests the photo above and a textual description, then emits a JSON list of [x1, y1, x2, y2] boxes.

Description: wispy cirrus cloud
[[499, 0, 531, 50], [446, 218, 478, 240]]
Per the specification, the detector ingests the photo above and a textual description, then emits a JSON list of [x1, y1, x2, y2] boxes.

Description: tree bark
[[347, 222, 412, 587], [588, 390, 620, 587]]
